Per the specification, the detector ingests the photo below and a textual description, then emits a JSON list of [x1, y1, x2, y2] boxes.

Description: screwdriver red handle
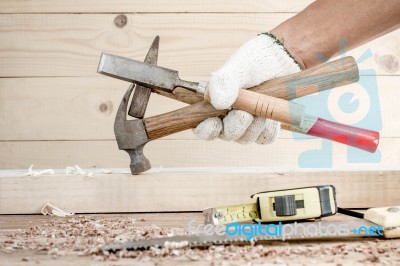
[[306, 117, 379, 152]]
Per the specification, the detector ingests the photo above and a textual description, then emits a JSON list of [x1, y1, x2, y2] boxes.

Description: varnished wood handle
[[249, 56, 359, 99], [145, 102, 226, 140]]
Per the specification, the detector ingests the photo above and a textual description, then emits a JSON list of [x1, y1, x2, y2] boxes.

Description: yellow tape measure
[[203, 185, 337, 225], [212, 203, 259, 224]]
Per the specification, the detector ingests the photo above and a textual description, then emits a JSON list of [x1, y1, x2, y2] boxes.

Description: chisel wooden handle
[[145, 56, 379, 152]]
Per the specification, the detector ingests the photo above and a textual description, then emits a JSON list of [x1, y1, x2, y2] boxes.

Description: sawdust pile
[[1, 216, 399, 264]]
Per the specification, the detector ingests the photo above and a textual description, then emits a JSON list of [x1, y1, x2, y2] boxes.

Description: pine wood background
[[1, 1, 399, 170]]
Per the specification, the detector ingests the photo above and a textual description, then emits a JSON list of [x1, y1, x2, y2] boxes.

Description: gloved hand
[[193, 33, 301, 144]]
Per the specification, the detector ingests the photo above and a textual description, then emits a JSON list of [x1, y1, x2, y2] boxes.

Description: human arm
[[271, 0, 400, 69]]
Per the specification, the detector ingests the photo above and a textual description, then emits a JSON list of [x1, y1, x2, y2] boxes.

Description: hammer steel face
[[113, 37, 160, 174]]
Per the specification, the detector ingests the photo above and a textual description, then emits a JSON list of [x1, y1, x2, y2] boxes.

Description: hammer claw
[[115, 84, 134, 123]]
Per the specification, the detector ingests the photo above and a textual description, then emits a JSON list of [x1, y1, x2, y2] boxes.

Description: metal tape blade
[[203, 203, 259, 225]]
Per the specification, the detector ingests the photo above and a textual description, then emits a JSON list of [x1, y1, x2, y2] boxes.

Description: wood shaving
[[41, 202, 74, 217], [65, 165, 93, 177], [25, 165, 55, 176]]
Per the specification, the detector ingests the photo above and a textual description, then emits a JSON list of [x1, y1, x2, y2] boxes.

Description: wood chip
[[41, 202, 74, 217]]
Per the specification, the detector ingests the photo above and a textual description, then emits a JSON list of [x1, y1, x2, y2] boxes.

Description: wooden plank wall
[[0, 1, 399, 170]]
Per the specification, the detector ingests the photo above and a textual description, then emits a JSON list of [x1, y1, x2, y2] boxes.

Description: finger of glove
[[220, 110, 254, 141], [255, 119, 281, 145], [236, 117, 269, 144], [193, 117, 223, 140], [208, 71, 240, 110]]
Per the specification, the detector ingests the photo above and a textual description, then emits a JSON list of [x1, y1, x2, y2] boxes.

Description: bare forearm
[[271, 0, 400, 69]]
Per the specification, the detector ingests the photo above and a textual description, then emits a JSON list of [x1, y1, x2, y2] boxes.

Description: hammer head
[[111, 36, 160, 174], [114, 84, 151, 174]]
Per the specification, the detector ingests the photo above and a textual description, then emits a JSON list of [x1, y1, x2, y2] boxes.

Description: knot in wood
[[114, 14, 128, 28], [99, 101, 113, 114]]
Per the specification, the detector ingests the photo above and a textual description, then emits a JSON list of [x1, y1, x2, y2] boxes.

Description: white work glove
[[193, 33, 301, 144]]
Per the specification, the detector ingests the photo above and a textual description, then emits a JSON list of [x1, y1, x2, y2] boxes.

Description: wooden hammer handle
[[145, 102, 227, 140]]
